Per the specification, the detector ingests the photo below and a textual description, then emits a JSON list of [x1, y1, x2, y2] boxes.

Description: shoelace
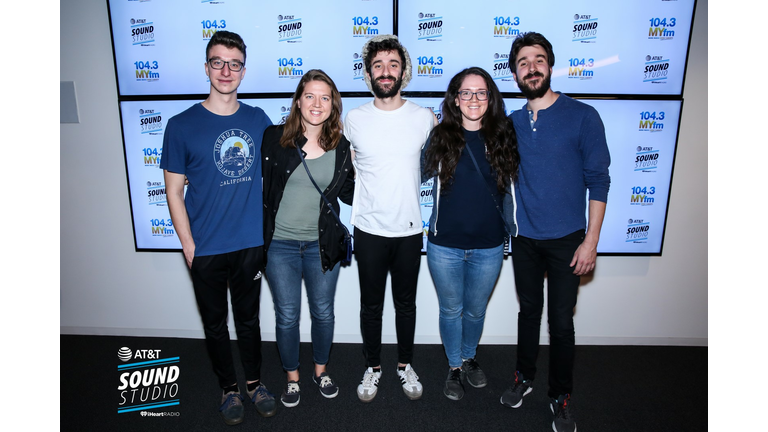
[[362, 370, 379, 387], [464, 359, 480, 371], [221, 393, 242, 410], [252, 386, 273, 403], [449, 368, 462, 380], [286, 382, 300, 394], [402, 368, 419, 384], [318, 375, 333, 387]]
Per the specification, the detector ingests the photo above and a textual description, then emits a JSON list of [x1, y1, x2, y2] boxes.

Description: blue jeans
[[265, 240, 340, 372], [426, 241, 504, 368]]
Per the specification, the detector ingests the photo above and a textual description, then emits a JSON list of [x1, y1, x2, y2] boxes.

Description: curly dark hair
[[363, 37, 406, 76], [423, 67, 519, 194]]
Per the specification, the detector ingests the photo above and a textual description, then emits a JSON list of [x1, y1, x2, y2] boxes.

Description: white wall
[[60, 0, 707, 346]]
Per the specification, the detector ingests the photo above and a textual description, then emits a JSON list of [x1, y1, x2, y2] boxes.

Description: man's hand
[[165, 170, 196, 269], [570, 239, 597, 276], [182, 244, 195, 269], [570, 200, 606, 276]]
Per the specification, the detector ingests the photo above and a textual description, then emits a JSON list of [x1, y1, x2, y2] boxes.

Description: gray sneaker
[[500, 371, 533, 408], [550, 394, 577, 432], [313, 372, 339, 399], [443, 368, 464, 401], [248, 383, 277, 417], [219, 390, 245, 426], [461, 358, 488, 388]]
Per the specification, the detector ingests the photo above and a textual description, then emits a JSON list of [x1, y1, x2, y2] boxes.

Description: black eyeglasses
[[458, 90, 489, 101], [208, 58, 244, 72]]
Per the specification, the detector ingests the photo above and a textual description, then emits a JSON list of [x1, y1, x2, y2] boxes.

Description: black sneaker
[[443, 368, 464, 401], [461, 358, 487, 388], [500, 371, 533, 408], [313, 372, 339, 399], [281, 381, 301, 408], [550, 394, 577, 432], [219, 391, 245, 426], [248, 383, 277, 417]]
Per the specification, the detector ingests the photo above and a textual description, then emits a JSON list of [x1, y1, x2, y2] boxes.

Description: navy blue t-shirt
[[160, 102, 272, 256], [428, 129, 506, 249]]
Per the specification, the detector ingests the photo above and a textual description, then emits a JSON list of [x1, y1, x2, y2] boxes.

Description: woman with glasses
[[262, 69, 354, 408], [421, 67, 519, 401]]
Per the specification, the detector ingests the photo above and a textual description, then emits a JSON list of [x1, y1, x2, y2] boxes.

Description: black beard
[[516, 72, 551, 100], [372, 74, 403, 99]]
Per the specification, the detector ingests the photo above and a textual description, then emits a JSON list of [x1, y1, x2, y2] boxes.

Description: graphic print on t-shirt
[[214, 129, 255, 178]]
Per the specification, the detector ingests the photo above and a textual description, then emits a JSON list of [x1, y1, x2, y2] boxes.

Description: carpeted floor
[[60, 335, 706, 431]]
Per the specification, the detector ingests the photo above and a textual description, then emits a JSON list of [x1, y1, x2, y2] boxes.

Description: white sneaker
[[357, 367, 382, 402], [397, 364, 423, 400]]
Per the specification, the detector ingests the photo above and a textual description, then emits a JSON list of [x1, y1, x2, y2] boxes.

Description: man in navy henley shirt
[[499, 32, 610, 432]]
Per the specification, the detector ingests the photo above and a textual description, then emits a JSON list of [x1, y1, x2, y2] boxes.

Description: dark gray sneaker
[[443, 368, 464, 401], [313, 372, 339, 399], [219, 391, 245, 426], [248, 383, 277, 417], [550, 394, 577, 432], [500, 371, 533, 408], [280, 381, 301, 408], [461, 358, 487, 388]]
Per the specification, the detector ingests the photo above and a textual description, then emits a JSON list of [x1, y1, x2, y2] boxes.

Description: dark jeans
[[511, 230, 584, 398], [354, 227, 422, 367], [190, 246, 264, 388]]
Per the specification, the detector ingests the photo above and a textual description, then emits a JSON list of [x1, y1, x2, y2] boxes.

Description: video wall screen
[[122, 97, 680, 254], [109, 0, 695, 97], [108, 0, 394, 95], [109, 0, 696, 255], [398, 0, 695, 95]]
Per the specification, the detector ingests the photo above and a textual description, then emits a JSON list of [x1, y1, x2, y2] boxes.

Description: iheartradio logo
[[118, 347, 132, 362]]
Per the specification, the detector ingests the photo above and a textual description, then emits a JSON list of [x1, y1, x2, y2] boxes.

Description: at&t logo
[[572, 14, 598, 42], [643, 56, 670, 83], [118, 347, 132, 362], [130, 18, 155, 46], [417, 12, 443, 41], [278, 15, 302, 43]]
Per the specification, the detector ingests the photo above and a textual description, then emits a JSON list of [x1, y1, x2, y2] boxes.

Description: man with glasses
[[161, 30, 276, 426], [499, 32, 611, 432], [343, 34, 437, 403]]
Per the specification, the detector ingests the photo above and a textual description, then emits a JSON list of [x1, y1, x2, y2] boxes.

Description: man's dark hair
[[206, 31, 247, 64], [509, 32, 555, 74], [363, 37, 406, 75]]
